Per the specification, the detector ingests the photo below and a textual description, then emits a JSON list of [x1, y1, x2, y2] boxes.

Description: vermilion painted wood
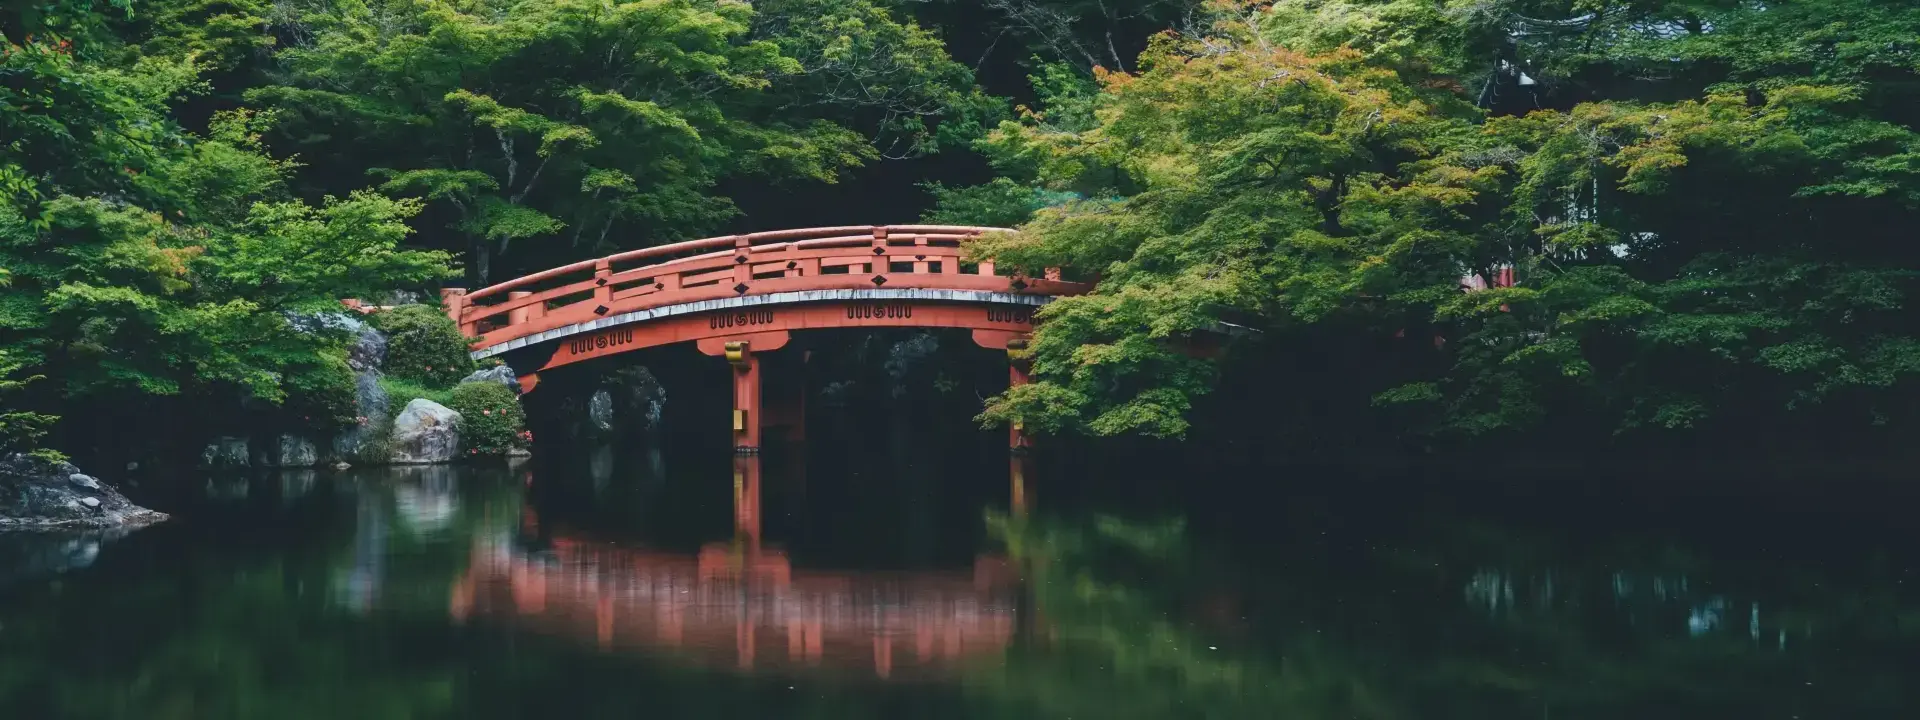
[[732, 353, 761, 452], [453, 225, 1080, 352], [536, 301, 1040, 373], [695, 331, 792, 357]]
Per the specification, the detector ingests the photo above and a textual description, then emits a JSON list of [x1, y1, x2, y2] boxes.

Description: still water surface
[[1, 431, 1916, 719]]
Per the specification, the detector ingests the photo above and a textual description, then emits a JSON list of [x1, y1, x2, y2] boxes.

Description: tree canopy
[[7, 0, 1920, 464], [953, 0, 1920, 453]]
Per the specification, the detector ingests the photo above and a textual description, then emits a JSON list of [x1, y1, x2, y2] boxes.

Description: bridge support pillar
[[1006, 338, 1033, 454], [972, 329, 1036, 453], [1008, 363, 1032, 453], [699, 331, 791, 455], [730, 347, 761, 454]]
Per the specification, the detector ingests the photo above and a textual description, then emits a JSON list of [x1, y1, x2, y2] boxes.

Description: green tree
[[368, 305, 476, 388], [0, 7, 452, 463], [967, 0, 1920, 454], [255, 0, 990, 285]]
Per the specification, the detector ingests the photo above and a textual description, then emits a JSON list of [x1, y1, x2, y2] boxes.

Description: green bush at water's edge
[[446, 382, 528, 457], [281, 353, 360, 433], [368, 306, 476, 388], [378, 377, 454, 417]]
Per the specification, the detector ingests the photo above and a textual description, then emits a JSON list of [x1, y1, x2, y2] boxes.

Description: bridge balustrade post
[[734, 236, 753, 287], [593, 260, 612, 306], [440, 288, 468, 332], [507, 290, 535, 326], [870, 227, 888, 274]]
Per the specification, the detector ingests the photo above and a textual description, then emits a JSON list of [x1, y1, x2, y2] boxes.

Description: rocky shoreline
[[201, 309, 526, 470], [0, 454, 168, 531]]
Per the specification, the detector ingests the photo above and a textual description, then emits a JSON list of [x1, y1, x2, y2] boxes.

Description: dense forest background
[[6, 0, 1920, 475]]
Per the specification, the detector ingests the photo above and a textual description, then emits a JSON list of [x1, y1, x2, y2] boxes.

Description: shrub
[[368, 305, 476, 387], [447, 382, 527, 458], [378, 376, 454, 419], [0, 350, 58, 458], [281, 353, 360, 432]]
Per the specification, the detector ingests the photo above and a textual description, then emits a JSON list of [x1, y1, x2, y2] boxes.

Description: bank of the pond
[[196, 305, 534, 472], [0, 454, 167, 530]]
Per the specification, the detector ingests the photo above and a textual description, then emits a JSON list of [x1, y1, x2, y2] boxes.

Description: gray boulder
[[284, 310, 368, 335], [329, 371, 392, 463], [588, 389, 614, 434], [255, 434, 319, 468], [376, 290, 426, 306], [389, 399, 462, 464], [347, 323, 389, 372], [201, 437, 251, 468], [460, 365, 520, 394], [611, 365, 668, 430], [0, 454, 168, 530]]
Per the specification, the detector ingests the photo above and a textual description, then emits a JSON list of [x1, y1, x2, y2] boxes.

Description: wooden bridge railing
[[442, 225, 1078, 351]]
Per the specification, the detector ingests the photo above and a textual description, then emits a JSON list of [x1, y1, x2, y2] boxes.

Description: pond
[[1, 418, 1916, 719]]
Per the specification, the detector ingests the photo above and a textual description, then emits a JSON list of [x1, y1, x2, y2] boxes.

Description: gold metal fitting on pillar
[[725, 340, 750, 368]]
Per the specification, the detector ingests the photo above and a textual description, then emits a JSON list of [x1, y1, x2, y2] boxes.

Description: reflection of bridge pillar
[[596, 591, 614, 651], [1010, 454, 1034, 515], [733, 455, 761, 543], [739, 618, 756, 670], [874, 635, 893, 679]]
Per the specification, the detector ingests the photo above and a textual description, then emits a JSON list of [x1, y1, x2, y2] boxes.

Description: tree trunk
[[470, 236, 491, 287]]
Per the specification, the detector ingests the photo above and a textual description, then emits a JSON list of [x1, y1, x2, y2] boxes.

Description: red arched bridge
[[417, 225, 1091, 452]]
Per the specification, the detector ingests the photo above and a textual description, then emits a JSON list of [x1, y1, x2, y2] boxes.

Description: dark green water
[[2, 429, 1917, 719]]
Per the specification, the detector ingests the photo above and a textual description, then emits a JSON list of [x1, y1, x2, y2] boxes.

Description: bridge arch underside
[[478, 289, 1047, 377]]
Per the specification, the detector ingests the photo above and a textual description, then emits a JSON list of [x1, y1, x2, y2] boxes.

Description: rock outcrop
[[389, 399, 462, 464], [329, 371, 392, 463], [460, 365, 521, 394], [254, 434, 320, 468], [0, 454, 168, 530], [347, 322, 389, 372], [201, 437, 251, 468], [614, 365, 668, 431], [588, 389, 615, 434]]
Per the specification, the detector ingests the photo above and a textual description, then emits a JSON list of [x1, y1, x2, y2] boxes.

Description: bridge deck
[[448, 225, 1090, 357]]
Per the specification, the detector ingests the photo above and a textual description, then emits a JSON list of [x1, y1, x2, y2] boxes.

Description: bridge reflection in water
[[449, 455, 1032, 680]]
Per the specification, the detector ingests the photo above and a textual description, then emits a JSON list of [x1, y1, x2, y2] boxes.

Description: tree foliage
[[255, 0, 992, 284], [1, 5, 452, 462], [964, 0, 1920, 448], [367, 305, 476, 388]]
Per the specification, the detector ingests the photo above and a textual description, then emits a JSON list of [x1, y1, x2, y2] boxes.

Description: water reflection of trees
[[973, 513, 1397, 719], [0, 466, 522, 719], [978, 512, 1920, 719], [2, 468, 1917, 719]]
